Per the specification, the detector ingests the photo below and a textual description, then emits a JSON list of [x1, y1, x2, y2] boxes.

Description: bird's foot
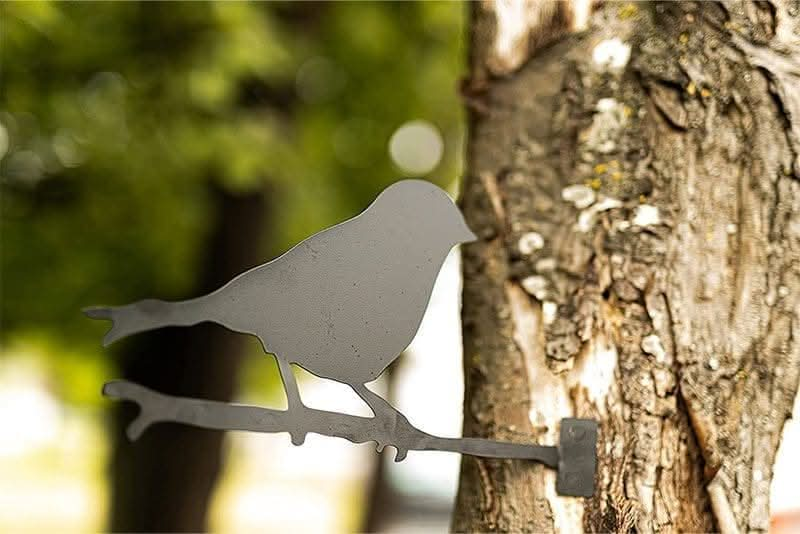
[[289, 430, 307, 447], [374, 442, 410, 462], [371, 408, 414, 462], [392, 445, 409, 463], [373, 439, 408, 462], [285, 404, 311, 446]]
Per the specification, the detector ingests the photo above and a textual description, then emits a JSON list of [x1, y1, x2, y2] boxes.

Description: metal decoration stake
[[86, 179, 598, 497]]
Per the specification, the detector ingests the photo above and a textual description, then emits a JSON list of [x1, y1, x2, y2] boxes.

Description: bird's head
[[374, 179, 478, 247]]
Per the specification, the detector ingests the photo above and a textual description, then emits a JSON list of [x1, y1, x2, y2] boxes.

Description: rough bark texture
[[110, 183, 269, 532], [453, 1, 800, 532]]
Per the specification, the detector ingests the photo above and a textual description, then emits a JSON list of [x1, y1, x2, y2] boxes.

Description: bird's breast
[[270, 254, 442, 383]]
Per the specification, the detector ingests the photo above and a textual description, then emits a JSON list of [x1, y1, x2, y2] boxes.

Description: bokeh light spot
[[388, 120, 443, 176]]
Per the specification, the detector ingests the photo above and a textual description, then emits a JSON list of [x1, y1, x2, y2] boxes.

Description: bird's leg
[[352, 383, 412, 461], [276, 357, 308, 446]]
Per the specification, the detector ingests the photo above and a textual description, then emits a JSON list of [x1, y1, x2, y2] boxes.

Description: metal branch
[[103, 380, 558, 467]]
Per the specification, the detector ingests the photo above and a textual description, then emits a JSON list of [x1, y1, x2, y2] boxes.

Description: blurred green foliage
[[0, 2, 464, 404]]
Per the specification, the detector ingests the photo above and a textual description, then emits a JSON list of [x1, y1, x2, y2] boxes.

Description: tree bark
[[109, 182, 270, 532], [453, 2, 800, 532]]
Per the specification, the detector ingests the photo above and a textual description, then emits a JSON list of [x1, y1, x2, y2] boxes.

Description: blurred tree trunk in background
[[454, 2, 800, 532], [361, 359, 402, 532], [362, 446, 394, 532], [110, 182, 270, 532]]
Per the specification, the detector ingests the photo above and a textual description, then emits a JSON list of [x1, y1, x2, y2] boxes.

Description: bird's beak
[[460, 226, 478, 243]]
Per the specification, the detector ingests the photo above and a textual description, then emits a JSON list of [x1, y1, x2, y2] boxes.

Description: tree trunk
[[109, 182, 270, 532], [453, 2, 800, 532]]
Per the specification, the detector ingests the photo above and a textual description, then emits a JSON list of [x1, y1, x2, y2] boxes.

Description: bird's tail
[[83, 298, 201, 347]]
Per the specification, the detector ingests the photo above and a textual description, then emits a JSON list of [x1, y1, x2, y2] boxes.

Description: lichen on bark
[[453, 2, 800, 532]]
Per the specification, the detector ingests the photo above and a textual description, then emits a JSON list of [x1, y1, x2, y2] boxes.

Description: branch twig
[[103, 380, 558, 466]]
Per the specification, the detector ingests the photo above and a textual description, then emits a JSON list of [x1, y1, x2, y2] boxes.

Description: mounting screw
[[569, 425, 586, 440]]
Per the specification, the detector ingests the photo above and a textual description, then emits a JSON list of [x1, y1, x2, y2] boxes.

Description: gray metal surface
[[86, 179, 598, 497], [556, 418, 598, 497], [86, 180, 475, 442], [102, 380, 596, 496]]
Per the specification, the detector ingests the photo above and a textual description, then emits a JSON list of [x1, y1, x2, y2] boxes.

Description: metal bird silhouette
[[86, 179, 598, 496], [86, 179, 476, 445]]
